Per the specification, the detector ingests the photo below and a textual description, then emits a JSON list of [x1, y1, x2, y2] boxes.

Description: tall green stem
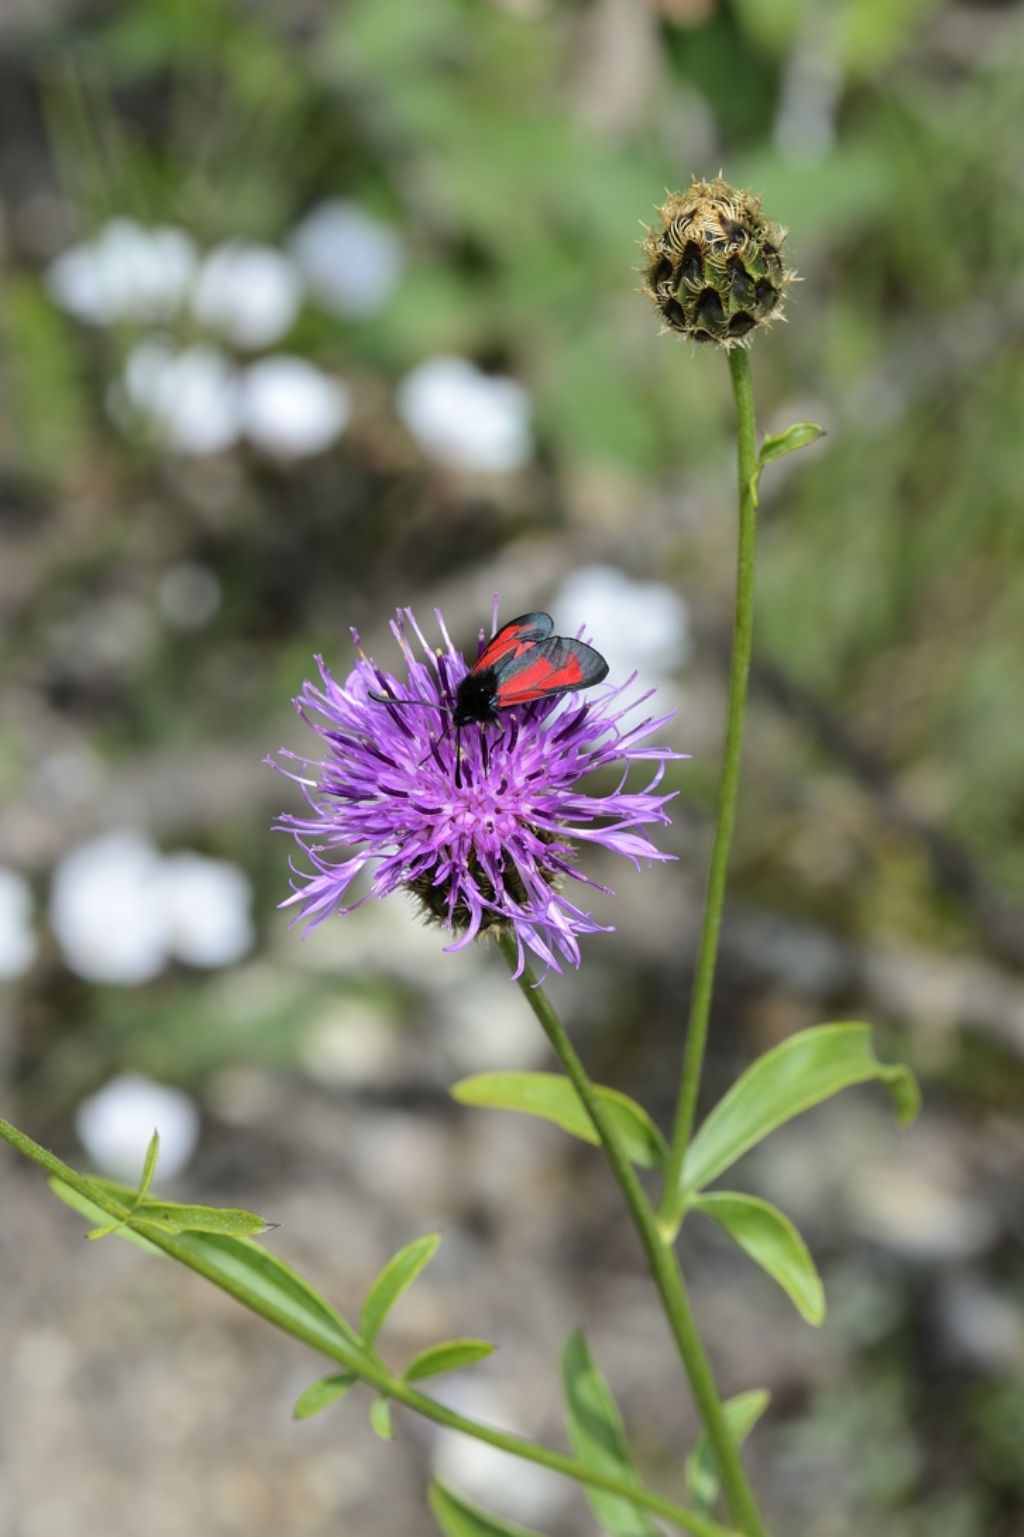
[[659, 346, 760, 1237], [498, 935, 769, 1537]]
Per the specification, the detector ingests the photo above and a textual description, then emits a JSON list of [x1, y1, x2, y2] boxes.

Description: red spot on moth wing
[[495, 658, 571, 704], [474, 612, 553, 672], [494, 637, 606, 705], [560, 638, 610, 688]]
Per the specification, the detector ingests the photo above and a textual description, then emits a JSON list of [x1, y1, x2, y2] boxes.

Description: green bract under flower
[[641, 176, 794, 349]]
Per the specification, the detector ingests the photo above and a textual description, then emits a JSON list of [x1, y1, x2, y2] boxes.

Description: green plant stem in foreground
[[0, 1115, 734, 1537], [498, 935, 770, 1537], [659, 346, 761, 1238]]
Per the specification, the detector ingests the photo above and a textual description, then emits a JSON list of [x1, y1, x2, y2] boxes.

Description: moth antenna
[[368, 690, 446, 715]]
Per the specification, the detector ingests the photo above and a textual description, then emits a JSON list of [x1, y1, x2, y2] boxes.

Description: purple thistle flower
[[270, 604, 681, 976]]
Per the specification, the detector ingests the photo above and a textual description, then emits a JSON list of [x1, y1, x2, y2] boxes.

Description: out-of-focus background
[[1, 2, 1023, 1534]]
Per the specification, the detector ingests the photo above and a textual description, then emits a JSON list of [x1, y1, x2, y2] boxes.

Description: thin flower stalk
[[659, 346, 759, 1238], [498, 934, 770, 1537]]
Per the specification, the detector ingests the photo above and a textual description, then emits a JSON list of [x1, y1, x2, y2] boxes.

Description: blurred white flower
[[555, 565, 692, 684], [75, 1072, 200, 1182], [191, 241, 303, 349], [159, 853, 254, 969], [290, 199, 404, 318], [50, 830, 168, 985], [396, 356, 533, 473], [46, 219, 197, 326], [119, 339, 240, 456], [430, 1382, 565, 1524], [50, 831, 254, 983], [0, 867, 36, 980], [239, 355, 350, 458]]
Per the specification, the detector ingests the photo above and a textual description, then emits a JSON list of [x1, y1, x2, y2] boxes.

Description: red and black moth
[[371, 612, 609, 787]]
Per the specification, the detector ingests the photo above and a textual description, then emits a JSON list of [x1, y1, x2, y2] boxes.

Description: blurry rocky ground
[[2, 1, 1024, 1535]]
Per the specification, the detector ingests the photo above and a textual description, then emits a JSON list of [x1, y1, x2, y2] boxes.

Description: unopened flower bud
[[641, 176, 794, 348]]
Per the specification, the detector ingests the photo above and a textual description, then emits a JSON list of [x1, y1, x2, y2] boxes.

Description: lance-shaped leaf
[[173, 1230, 367, 1353], [361, 1232, 440, 1347], [429, 1480, 546, 1537], [54, 1176, 369, 1364], [562, 1330, 660, 1537], [451, 1073, 667, 1171], [293, 1373, 357, 1420], [689, 1193, 824, 1325], [405, 1338, 496, 1383], [131, 1200, 271, 1237], [370, 1397, 393, 1441], [78, 1168, 272, 1242], [681, 1024, 919, 1197], [757, 421, 825, 469], [685, 1391, 770, 1516], [26, 1125, 371, 1375], [138, 1129, 160, 1200]]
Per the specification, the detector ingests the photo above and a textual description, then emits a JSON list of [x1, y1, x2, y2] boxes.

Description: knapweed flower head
[[271, 604, 680, 976], [641, 176, 794, 348]]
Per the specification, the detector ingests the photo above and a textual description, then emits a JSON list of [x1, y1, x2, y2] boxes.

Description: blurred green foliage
[[1, 1, 1020, 1101]]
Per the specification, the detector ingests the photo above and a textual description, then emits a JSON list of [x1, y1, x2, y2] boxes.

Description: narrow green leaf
[[757, 421, 825, 468], [405, 1338, 496, 1382], [684, 1391, 770, 1516], [293, 1373, 357, 1420], [361, 1233, 440, 1347], [429, 1479, 545, 1537], [132, 1201, 271, 1237], [87, 1197, 268, 1240], [70, 1171, 270, 1241], [690, 1193, 825, 1325], [452, 1073, 667, 1172], [52, 1173, 367, 1363], [138, 1131, 160, 1201], [370, 1397, 393, 1441], [168, 1230, 367, 1357], [682, 1023, 919, 1196], [49, 1178, 164, 1256], [561, 1329, 660, 1537]]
